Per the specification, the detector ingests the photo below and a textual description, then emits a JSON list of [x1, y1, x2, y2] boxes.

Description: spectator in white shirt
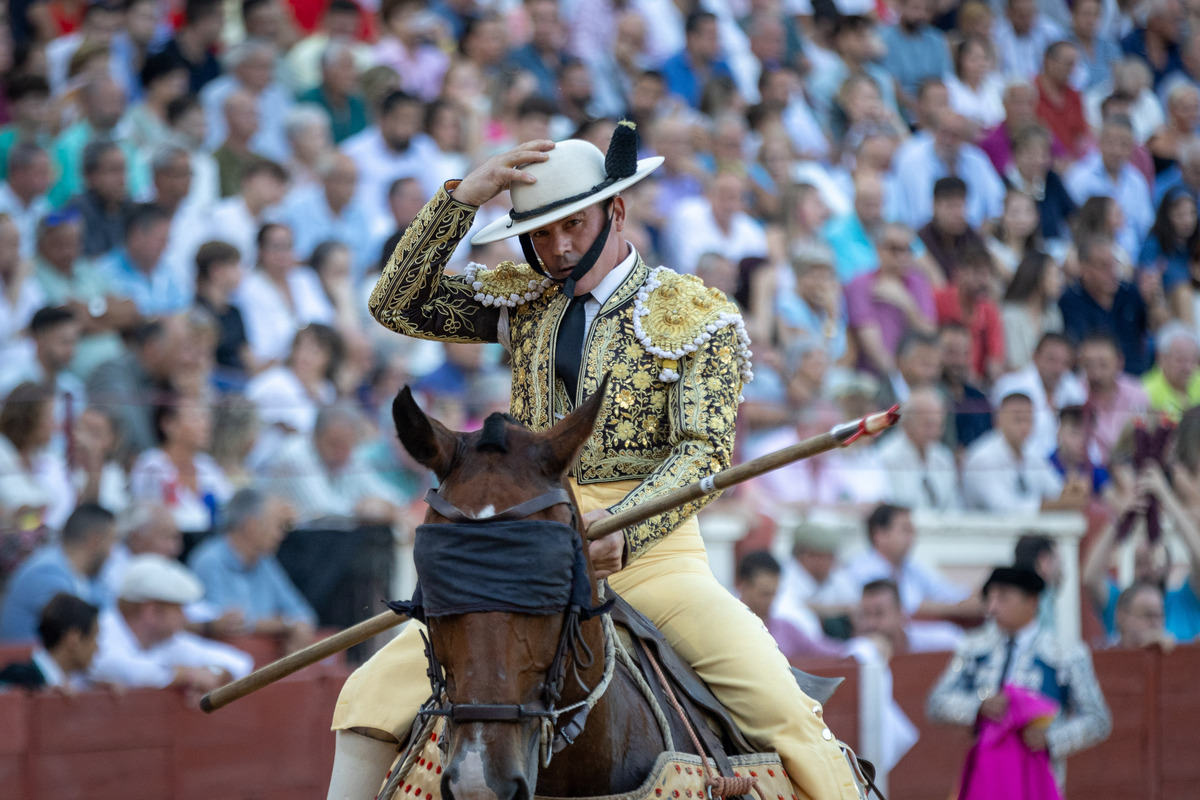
[[665, 170, 768, 275], [341, 90, 441, 238], [90, 554, 253, 697], [206, 158, 288, 269], [837, 504, 979, 622], [257, 404, 408, 525], [771, 518, 862, 639], [877, 387, 962, 510], [0, 143, 53, 260], [854, 578, 963, 658], [235, 223, 335, 364], [990, 332, 1087, 457], [962, 389, 1089, 511], [993, 0, 1065, 80], [201, 38, 294, 163], [1064, 114, 1153, 256]]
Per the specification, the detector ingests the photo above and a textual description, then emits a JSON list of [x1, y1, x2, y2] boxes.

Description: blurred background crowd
[[0, 0, 1199, 729]]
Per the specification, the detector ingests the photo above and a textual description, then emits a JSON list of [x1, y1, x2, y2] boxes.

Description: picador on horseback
[[327, 123, 867, 800]]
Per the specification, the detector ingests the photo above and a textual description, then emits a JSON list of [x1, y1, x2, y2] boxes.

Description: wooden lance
[[200, 405, 900, 713]]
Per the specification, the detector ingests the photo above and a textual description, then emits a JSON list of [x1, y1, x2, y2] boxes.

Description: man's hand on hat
[[453, 140, 556, 207]]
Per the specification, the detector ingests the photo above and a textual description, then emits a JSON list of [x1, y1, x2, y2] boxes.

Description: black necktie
[[555, 293, 592, 403], [997, 636, 1016, 689]]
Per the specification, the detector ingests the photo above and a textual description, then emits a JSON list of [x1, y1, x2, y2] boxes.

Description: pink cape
[[957, 685, 1062, 800]]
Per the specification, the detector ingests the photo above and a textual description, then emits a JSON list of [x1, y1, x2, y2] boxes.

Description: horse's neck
[[536, 616, 671, 796]]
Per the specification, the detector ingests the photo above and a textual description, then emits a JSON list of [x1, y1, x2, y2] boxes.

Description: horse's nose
[[440, 774, 530, 800]]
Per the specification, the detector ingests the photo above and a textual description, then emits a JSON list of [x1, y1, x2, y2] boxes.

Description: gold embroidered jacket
[[368, 184, 751, 562]]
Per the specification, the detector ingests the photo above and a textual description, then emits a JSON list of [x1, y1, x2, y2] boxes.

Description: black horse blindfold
[[388, 520, 610, 621]]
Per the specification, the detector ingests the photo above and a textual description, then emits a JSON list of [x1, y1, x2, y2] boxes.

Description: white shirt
[[128, 449, 233, 532], [893, 136, 1006, 230], [992, 17, 1065, 80], [341, 128, 442, 236], [945, 73, 1007, 129], [962, 429, 1064, 512], [665, 196, 768, 275], [90, 607, 253, 688], [875, 431, 962, 511], [990, 364, 1087, 458], [839, 548, 970, 616], [1064, 152, 1153, 257], [257, 433, 404, 522], [200, 75, 294, 163], [204, 196, 282, 270], [235, 267, 335, 363], [771, 557, 860, 639], [0, 184, 51, 260], [0, 433, 75, 530]]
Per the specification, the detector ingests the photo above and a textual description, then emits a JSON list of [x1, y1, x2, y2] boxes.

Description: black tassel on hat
[[604, 120, 639, 181]]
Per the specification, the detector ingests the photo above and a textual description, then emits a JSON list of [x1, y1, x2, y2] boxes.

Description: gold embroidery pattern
[[368, 185, 500, 343], [368, 192, 744, 563], [465, 261, 553, 307]]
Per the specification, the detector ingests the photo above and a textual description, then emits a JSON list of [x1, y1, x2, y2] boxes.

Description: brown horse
[[392, 378, 697, 800]]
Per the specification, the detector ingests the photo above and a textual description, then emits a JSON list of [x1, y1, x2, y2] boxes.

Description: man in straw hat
[[327, 128, 861, 798]]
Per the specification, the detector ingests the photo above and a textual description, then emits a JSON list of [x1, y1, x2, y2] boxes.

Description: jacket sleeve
[[606, 323, 741, 562], [927, 650, 986, 727], [1045, 646, 1112, 760], [368, 182, 502, 344]]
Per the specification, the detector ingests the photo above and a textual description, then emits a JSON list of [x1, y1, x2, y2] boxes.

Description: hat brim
[[470, 156, 664, 245]]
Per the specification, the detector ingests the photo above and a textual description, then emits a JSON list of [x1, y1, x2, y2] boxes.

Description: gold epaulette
[[632, 267, 754, 394], [464, 261, 553, 308]]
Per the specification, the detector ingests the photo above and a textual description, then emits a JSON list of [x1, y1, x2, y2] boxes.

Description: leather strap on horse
[[641, 647, 763, 800]]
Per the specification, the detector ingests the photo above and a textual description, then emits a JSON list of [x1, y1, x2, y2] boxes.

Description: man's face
[[932, 194, 967, 235], [1099, 125, 1134, 173], [876, 229, 913, 272], [88, 81, 126, 131], [324, 50, 359, 96], [36, 320, 80, 372], [940, 329, 972, 381], [316, 419, 360, 472], [1044, 44, 1078, 86], [1013, 136, 1051, 179], [917, 83, 949, 128], [237, 50, 275, 93], [1003, 85, 1036, 127], [528, 0, 562, 52], [737, 572, 779, 621], [905, 393, 946, 446], [132, 511, 184, 558], [125, 0, 158, 45], [322, 157, 358, 209], [688, 18, 720, 62], [127, 219, 171, 271], [1117, 586, 1166, 647], [854, 178, 884, 225], [143, 601, 187, 645], [797, 549, 835, 583], [10, 151, 52, 199], [40, 222, 83, 271], [933, 115, 969, 162], [1072, 0, 1101, 34], [1079, 341, 1120, 391], [901, 0, 932, 26], [390, 180, 426, 227], [1160, 339, 1200, 391], [528, 200, 626, 293], [62, 620, 100, 673], [857, 589, 904, 639], [85, 523, 117, 578], [241, 500, 289, 559], [88, 148, 127, 203], [1079, 242, 1119, 301], [245, 0, 283, 40], [986, 584, 1038, 633], [1008, 0, 1036, 31], [381, 101, 422, 152], [709, 173, 745, 227], [900, 343, 942, 388], [225, 93, 259, 139], [1057, 420, 1088, 463], [154, 155, 193, 206], [872, 512, 916, 565], [997, 397, 1034, 448]]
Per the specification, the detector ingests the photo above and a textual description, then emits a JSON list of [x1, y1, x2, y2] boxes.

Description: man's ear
[[610, 195, 626, 234]]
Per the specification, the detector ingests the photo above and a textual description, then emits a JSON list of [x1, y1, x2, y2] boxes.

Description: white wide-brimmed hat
[[119, 554, 205, 605], [471, 136, 663, 245]]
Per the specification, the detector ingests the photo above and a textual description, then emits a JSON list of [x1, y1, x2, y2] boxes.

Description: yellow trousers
[[332, 481, 859, 800]]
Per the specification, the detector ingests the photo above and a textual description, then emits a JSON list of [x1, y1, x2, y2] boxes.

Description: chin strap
[[517, 210, 615, 299]]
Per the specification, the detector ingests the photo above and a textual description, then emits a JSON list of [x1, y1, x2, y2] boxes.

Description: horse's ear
[[392, 386, 457, 479], [540, 375, 609, 477]]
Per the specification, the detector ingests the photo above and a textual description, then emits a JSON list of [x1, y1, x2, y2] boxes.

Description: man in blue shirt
[[97, 203, 192, 316], [660, 11, 734, 109], [0, 504, 116, 641], [880, 0, 952, 121], [188, 488, 316, 654], [1059, 236, 1163, 375]]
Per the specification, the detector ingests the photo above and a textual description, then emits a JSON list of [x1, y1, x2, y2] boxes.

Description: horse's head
[[392, 379, 609, 800]]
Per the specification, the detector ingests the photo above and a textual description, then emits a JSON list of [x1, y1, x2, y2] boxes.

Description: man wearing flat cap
[[329, 128, 862, 798], [927, 566, 1111, 785], [89, 554, 253, 695]]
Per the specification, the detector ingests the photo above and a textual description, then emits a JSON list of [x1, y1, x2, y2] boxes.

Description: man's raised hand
[[452, 140, 556, 207]]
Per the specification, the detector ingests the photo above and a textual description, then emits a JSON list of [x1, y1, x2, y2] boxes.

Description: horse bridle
[[411, 485, 610, 759]]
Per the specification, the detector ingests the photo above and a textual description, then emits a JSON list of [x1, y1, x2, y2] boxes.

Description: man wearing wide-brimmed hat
[[328, 126, 860, 799]]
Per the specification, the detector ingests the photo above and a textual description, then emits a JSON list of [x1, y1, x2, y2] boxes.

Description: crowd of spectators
[[0, 0, 1198, 743]]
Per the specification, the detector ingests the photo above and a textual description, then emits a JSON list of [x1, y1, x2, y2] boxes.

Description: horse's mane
[[476, 412, 519, 453]]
